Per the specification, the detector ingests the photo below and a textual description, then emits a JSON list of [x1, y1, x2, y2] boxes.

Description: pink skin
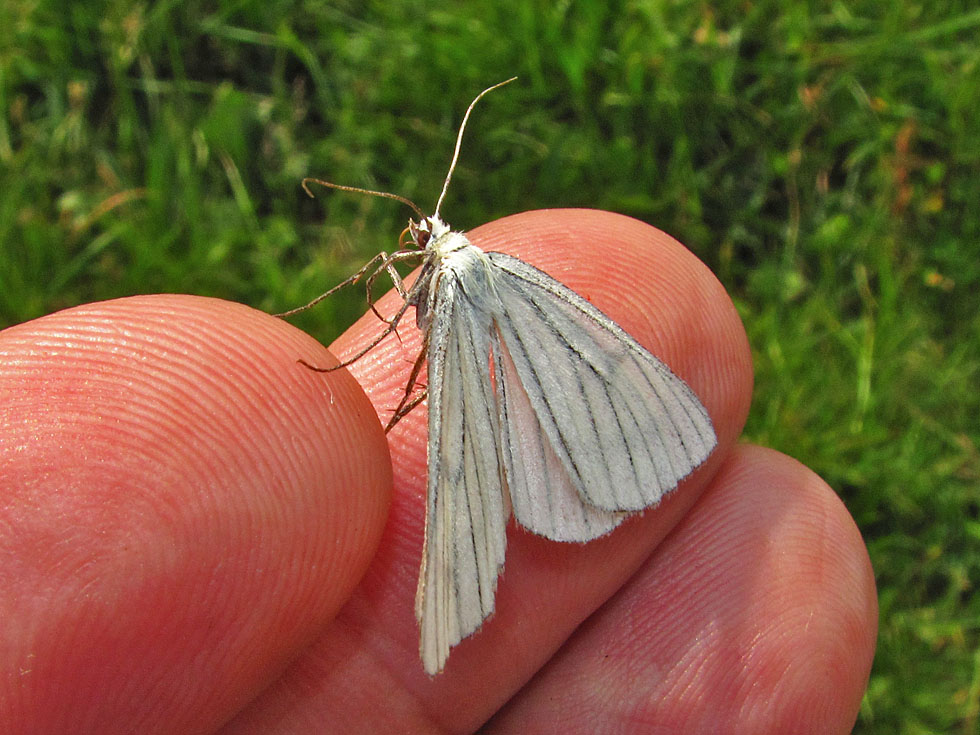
[[0, 210, 876, 734]]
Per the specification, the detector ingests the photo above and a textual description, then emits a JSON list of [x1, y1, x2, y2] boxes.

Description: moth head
[[406, 215, 449, 251]]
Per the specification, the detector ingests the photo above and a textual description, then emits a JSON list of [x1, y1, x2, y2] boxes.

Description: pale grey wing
[[415, 269, 508, 676], [487, 251, 716, 521], [492, 327, 627, 541]]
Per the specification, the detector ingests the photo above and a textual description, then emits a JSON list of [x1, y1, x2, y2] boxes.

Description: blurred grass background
[[2, 1, 978, 731]]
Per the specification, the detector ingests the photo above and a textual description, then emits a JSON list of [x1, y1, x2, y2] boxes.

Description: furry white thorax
[[412, 215, 497, 333]]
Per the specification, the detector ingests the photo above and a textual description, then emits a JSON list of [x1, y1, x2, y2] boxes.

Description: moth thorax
[[431, 230, 472, 259]]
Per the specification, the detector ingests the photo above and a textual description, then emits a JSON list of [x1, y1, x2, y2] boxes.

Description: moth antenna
[[433, 77, 517, 219], [302, 177, 427, 221]]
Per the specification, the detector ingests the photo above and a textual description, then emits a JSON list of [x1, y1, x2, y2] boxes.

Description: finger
[[221, 209, 753, 732], [0, 295, 391, 734], [487, 445, 878, 734]]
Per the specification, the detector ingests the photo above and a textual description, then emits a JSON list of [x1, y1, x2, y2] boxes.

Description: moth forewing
[[415, 240, 509, 675]]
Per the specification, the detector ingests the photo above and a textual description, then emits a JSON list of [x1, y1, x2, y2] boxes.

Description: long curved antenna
[[433, 77, 517, 219], [301, 177, 427, 222]]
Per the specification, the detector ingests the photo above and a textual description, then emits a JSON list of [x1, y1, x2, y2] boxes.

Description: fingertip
[[691, 446, 878, 733], [491, 444, 876, 734], [720, 447, 879, 727], [0, 295, 391, 732]]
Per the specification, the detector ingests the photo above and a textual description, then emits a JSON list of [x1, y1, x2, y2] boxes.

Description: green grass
[[2, 1, 978, 731]]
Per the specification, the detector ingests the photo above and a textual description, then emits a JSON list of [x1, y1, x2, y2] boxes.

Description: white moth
[[288, 79, 717, 675]]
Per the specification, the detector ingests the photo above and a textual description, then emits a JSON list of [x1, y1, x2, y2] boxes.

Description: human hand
[[0, 210, 876, 733]]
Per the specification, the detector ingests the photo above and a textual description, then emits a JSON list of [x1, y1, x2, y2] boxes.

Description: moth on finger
[[284, 79, 717, 676]]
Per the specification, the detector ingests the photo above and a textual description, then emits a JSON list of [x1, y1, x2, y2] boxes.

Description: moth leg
[[274, 250, 393, 318], [385, 390, 427, 433], [385, 329, 430, 431], [298, 296, 415, 373], [364, 249, 424, 325]]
